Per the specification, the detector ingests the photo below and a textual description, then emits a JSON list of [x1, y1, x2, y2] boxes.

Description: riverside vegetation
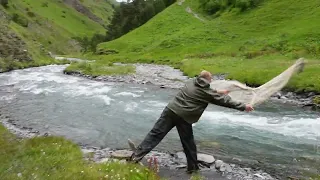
[[0, 124, 162, 180]]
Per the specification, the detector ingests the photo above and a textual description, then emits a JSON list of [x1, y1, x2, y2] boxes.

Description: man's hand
[[245, 104, 254, 112], [217, 90, 230, 95]]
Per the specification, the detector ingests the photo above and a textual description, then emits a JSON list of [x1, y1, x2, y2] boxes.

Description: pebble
[[253, 173, 266, 179]]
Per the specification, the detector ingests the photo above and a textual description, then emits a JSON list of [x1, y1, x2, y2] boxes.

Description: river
[[0, 65, 319, 178]]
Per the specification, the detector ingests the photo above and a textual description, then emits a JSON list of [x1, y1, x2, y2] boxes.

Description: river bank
[[63, 62, 320, 111], [0, 112, 277, 180]]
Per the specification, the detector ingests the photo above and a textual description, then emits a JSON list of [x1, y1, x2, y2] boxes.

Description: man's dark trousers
[[131, 107, 199, 172]]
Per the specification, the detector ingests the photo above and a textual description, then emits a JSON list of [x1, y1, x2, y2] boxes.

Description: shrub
[[199, 0, 264, 15], [11, 13, 29, 27], [41, 2, 48, 7], [0, 0, 8, 8], [27, 11, 36, 17]]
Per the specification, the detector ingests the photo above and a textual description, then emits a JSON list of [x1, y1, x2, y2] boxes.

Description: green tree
[[153, 0, 166, 14]]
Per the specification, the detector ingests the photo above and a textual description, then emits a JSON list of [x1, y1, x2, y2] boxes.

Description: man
[[128, 70, 254, 173]]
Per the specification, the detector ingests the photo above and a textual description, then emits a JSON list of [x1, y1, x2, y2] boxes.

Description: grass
[[81, 0, 320, 93], [64, 61, 136, 77], [9, 0, 105, 37], [0, 0, 113, 72], [0, 124, 160, 180], [80, 0, 114, 26]]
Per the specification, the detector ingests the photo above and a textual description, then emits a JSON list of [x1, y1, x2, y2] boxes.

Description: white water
[[0, 65, 319, 174]]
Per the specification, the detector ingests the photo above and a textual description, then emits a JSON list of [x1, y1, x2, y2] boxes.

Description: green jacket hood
[[194, 77, 210, 88]]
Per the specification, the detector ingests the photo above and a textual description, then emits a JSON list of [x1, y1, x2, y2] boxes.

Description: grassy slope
[[92, 0, 320, 92], [80, 0, 114, 26], [6, 0, 107, 54], [0, 0, 113, 71], [0, 124, 160, 180]]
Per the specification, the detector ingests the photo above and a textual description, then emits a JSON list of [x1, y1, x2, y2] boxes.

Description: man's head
[[199, 70, 212, 82]]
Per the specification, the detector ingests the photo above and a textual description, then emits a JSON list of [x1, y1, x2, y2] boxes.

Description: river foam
[[202, 110, 320, 141]]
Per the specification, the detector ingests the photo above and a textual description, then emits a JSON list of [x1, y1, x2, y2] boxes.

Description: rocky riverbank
[[64, 62, 320, 111], [0, 113, 277, 180]]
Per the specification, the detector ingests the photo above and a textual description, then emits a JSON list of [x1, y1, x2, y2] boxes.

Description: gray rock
[[197, 153, 215, 164], [244, 175, 253, 180], [225, 164, 232, 172], [98, 158, 109, 163], [110, 150, 132, 159], [215, 160, 223, 169], [175, 152, 215, 164], [219, 163, 232, 172], [219, 164, 226, 172], [175, 152, 187, 163]]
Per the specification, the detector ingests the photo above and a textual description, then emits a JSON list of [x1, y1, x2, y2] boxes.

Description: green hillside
[[80, 0, 115, 26], [86, 0, 320, 93], [0, 0, 114, 71]]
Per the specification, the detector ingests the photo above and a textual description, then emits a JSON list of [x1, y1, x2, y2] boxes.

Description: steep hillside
[[94, 0, 320, 93], [0, 0, 114, 72]]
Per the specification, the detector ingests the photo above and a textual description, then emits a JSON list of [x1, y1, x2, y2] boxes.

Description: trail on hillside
[[177, 0, 205, 22]]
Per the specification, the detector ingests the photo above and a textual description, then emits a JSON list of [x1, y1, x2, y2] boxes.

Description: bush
[[27, 11, 36, 17], [313, 96, 320, 104], [0, 0, 8, 8], [11, 13, 29, 27], [199, 0, 264, 15], [74, 33, 107, 53], [41, 2, 48, 7]]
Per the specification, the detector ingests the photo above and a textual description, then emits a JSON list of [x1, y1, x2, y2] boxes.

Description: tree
[[162, 0, 176, 7], [104, 0, 174, 43], [153, 0, 166, 14]]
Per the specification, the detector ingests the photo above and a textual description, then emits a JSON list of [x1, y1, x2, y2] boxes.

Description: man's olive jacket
[[167, 77, 246, 124]]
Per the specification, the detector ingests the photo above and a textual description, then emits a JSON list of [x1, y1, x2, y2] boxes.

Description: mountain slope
[[96, 0, 320, 92], [0, 0, 114, 72]]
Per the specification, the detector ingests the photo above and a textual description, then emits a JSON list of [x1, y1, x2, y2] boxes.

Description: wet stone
[[215, 160, 223, 169], [110, 150, 132, 159]]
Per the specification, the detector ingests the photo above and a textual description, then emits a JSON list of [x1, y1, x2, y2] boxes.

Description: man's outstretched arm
[[206, 89, 254, 112]]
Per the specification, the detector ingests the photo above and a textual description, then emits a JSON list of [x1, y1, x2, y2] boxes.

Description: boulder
[[198, 153, 215, 164], [175, 152, 215, 164], [110, 150, 132, 159]]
